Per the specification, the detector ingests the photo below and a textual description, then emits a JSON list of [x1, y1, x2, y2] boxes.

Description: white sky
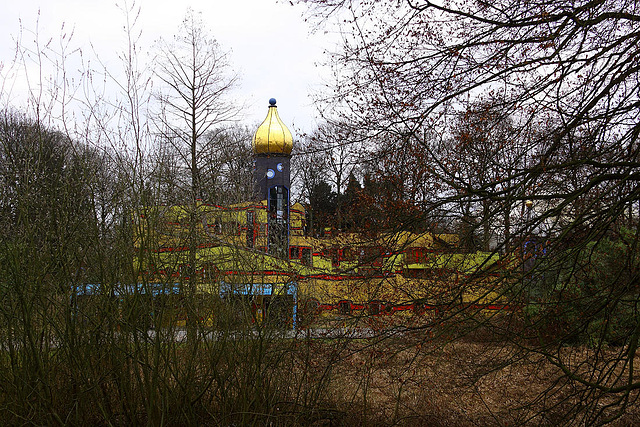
[[0, 0, 335, 133]]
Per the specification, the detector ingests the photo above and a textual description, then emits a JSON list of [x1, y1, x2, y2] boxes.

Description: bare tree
[[300, 0, 640, 423], [201, 124, 254, 205], [291, 135, 329, 206], [152, 9, 240, 339], [154, 8, 240, 203], [0, 4, 349, 425], [445, 97, 535, 252]]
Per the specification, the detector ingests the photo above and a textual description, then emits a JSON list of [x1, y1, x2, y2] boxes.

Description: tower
[[252, 98, 293, 258]]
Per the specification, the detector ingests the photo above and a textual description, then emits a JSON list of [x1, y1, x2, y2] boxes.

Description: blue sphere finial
[[269, 98, 277, 106]]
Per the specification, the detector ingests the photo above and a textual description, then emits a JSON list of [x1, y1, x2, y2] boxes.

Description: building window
[[289, 246, 313, 267], [301, 248, 312, 266], [406, 248, 430, 264], [338, 300, 352, 315], [361, 246, 384, 266], [289, 246, 300, 260], [368, 300, 382, 316]]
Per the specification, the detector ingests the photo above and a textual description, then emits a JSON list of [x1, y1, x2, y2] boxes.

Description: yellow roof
[[252, 99, 293, 155]]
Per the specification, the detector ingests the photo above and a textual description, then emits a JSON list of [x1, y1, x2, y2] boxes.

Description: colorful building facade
[[135, 99, 505, 328]]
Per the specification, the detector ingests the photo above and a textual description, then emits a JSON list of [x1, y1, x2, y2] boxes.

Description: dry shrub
[[305, 331, 640, 426]]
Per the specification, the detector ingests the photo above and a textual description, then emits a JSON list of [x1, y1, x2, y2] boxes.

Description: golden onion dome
[[252, 98, 293, 155]]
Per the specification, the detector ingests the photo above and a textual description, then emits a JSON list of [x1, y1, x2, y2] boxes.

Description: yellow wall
[[134, 202, 505, 311]]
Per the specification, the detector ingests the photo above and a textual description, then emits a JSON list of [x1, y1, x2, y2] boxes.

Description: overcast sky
[[0, 0, 335, 133]]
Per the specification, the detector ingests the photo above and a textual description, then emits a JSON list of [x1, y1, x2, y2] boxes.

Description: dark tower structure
[[252, 98, 293, 258]]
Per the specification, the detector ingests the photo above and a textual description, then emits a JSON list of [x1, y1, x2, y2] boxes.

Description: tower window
[[246, 211, 255, 248], [268, 186, 289, 258]]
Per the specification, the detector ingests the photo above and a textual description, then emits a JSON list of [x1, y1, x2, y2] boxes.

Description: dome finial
[[253, 99, 293, 155]]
